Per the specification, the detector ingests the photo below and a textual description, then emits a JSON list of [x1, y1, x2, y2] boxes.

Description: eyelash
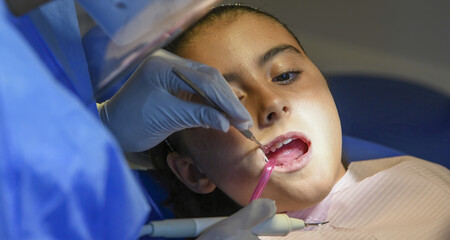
[[272, 69, 302, 85]]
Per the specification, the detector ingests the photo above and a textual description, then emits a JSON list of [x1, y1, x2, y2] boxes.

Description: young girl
[[149, 5, 449, 239]]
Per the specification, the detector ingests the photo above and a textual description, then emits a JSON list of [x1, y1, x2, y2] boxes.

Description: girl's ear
[[166, 152, 216, 194]]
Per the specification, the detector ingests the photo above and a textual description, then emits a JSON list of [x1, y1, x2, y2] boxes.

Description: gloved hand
[[197, 199, 277, 240], [98, 49, 252, 152]]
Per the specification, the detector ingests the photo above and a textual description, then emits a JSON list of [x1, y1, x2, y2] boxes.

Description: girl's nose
[[257, 90, 290, 127]]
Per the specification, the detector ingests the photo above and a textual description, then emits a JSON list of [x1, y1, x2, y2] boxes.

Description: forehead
[[180, 13, 301, 70]]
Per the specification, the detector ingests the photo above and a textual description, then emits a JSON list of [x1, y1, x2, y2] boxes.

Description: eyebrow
[[258, 44, 302, 67], [222, 71, 245, 83]]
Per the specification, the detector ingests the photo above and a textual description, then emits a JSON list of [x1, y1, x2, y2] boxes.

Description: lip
[[262, 131, 312, 173]]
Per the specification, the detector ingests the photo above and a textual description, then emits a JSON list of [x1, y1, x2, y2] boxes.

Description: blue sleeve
[[0, 3, 150, 239]]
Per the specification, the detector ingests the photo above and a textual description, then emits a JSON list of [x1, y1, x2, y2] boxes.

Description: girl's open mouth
[[263, 132, 312, 172]]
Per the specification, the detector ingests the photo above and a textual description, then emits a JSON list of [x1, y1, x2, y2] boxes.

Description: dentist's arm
[[98, 49, 252, 152]]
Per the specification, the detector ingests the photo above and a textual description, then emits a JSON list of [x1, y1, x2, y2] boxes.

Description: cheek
[[216, 166, 259, 206], [184, 129, 238, 168], [296, 81, 341, 151], [184, 129, 263, 203], [288, 73, 342, 166], [294, 71, 339, 126]]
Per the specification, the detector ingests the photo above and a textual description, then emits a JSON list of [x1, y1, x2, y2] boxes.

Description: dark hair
[[149, 4, 307, 218], [165, 4, 306, 55]]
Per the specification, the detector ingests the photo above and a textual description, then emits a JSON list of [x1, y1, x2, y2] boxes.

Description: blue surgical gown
[[0, 0, 150, 239]]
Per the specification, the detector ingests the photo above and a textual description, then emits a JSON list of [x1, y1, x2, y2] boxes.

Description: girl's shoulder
[[348, 155, 449, 183]]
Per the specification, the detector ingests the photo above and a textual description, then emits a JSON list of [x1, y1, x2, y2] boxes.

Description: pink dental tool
[[249, 157, 276, 202]]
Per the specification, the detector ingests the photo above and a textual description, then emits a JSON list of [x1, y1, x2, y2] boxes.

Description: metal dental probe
[[172, 68, 268, 161], [305, 221, 329, 227]]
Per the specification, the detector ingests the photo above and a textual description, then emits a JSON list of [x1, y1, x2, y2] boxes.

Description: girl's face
[[174, 14, 345, 212]]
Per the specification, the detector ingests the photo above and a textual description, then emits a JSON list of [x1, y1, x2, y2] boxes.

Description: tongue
[[266, 139, 308, 166]]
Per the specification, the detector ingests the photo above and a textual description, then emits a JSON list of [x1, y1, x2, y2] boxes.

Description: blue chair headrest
[[328, 74, 449, 168]]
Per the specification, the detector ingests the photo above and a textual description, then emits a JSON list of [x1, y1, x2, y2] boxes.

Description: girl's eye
[[272, 70, 301, 85]]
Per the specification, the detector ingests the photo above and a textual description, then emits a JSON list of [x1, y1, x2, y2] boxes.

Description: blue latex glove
[[197, 199, 277, 240], [98, 49, 252, 152]]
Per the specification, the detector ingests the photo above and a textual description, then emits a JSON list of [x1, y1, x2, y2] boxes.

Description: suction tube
[[140, 213, 306, 238], [249, 157, 277, 202]]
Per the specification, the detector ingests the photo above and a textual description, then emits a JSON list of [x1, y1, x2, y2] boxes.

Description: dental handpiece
[[172, 68, 266, 156], [139, 213, 329, 238]]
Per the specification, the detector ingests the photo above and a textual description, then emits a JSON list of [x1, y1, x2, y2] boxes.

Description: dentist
[[0, 0, 274, 239]]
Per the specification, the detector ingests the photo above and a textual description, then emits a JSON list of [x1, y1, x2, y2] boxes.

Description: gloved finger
[[196, 199, 276, 240], [226, 198, 277, 230], [172, 67, 253, 130], [159, 97, 231, 132], [145, 50, 253, 130]]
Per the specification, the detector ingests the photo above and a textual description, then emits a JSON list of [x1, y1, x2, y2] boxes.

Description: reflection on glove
[[197, 199, 277, 240], [98, 49, 252, 152]]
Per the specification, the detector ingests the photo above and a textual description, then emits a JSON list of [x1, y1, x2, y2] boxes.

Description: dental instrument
[[139, 213, 329, 238], [249, 157, 277, 202], [172, 67, 267, 159]]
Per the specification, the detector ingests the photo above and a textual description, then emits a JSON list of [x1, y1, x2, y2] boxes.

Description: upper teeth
[[269, 138, 294, 152]]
